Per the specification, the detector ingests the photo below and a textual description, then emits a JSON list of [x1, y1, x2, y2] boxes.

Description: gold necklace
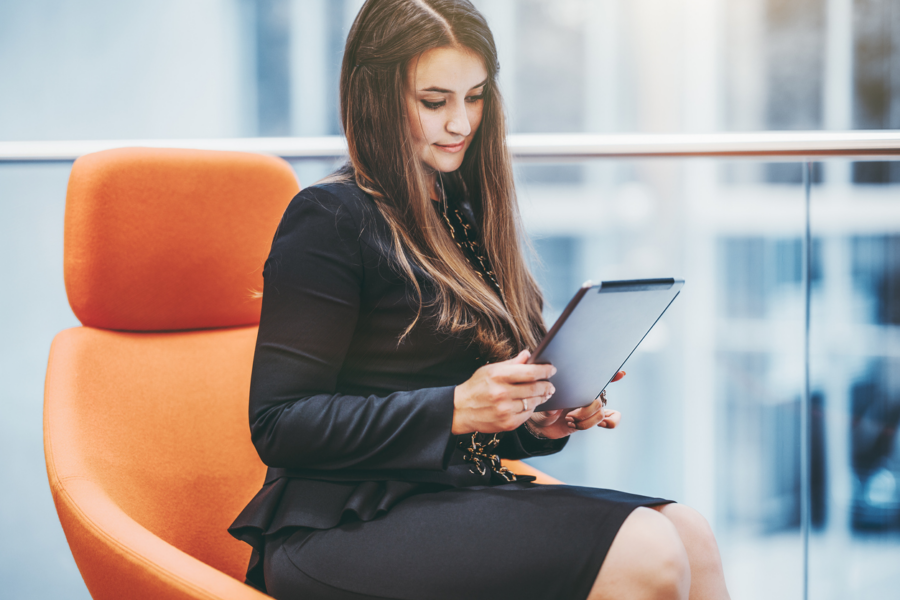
[[461, 433, 517, 482], [441, 205, 504, 299]]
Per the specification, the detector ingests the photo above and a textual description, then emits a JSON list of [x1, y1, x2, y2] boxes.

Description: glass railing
[[3, 133, 899, 600]]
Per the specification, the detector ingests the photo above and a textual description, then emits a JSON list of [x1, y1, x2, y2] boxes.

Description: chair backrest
[[45, 148, 300, 594], [64, 147, 296, 331]]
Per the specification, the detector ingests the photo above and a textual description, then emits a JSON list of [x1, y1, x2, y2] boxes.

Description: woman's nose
[[446, 100, 472, 137]]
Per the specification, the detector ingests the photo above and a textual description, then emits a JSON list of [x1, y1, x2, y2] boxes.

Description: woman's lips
[[434, 140, 466, 153]]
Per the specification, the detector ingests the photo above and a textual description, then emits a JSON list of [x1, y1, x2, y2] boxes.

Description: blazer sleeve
[[496, 424, 569, 460], [248, 187, 457, 471]]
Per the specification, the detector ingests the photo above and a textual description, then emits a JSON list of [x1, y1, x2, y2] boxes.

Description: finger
[[611, 370, 626, 383], [494, 363, 557, 384], [505, 397, 543, 420], [512, 349, 531, 364], [498, 349, 531, 366], [598, 409, 621, 429], [508, 381, 555, 401], [528, 412, 555, 427], [530, 409, 564, 427], [565, 401, 603, 432], [567, 397, 603, 421], [572, 406, 609, 430], [501, 397, 533, 419], [522, 395, 553, 413]]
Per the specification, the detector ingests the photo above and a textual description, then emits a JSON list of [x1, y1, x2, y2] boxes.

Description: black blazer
[[229, 179, 565, 584]]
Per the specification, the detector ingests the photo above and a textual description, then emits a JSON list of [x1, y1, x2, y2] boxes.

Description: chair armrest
[[50, 477, 270, 600], [502, 460, 563, 485]]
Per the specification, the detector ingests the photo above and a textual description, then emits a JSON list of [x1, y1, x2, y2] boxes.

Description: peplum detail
[[228, 474, 440, 591], [229, 476, 432, 542], [229, 432, 557, 544]]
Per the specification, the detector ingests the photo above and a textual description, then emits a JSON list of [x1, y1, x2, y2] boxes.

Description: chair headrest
[[64, 147, 300, 331]]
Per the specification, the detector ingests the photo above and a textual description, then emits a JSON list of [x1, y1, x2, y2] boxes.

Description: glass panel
[[518, 159, 806, 599], [808, 159, 900, 599]]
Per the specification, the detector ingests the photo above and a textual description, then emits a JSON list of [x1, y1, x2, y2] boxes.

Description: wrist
[[523, 419, 549, 439], [451, 385, 470, 435]]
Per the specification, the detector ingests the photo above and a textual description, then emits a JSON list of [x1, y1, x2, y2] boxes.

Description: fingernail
[[551, 367, 558, 376], [599, 421, 608, 428], [568, 421, 577, 428], [549, 385, 556, 395]]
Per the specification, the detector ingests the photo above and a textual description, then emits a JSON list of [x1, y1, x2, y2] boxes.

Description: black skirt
[[262, 482, 672, 600]]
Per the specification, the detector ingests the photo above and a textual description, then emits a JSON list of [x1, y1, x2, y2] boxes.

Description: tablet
[[528, 278, 684, 412]]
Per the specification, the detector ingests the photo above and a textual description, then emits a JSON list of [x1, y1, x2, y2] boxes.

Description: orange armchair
[[44, 147, 560, 600]]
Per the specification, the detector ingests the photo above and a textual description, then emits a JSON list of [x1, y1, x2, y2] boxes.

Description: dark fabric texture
[[228, 180, 569, 591], [262, 483, 673, 600]]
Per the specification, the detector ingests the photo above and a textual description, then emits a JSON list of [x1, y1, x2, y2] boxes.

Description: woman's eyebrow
[[420, 78, 489, 94]]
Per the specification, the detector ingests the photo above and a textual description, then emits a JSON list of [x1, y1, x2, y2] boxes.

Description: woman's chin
[[428, 159, 465, 174]]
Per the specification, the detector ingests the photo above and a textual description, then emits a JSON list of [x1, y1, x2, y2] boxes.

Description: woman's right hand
[[452, 350, 556, 434]]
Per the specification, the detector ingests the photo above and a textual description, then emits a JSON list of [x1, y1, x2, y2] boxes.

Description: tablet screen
[[529, 278, 683, 412]]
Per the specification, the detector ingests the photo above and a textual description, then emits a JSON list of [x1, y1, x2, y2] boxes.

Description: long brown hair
[[337, 0, 544, 361]]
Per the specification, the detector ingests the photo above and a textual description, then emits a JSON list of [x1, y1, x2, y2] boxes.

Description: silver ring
[[521, 398, 529, 412]]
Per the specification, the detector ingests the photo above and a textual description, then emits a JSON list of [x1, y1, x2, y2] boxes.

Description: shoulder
[[265, 180, 375, 275], [283, 176, 396, 256], [274, 178, 377, 243], [269, 175, 397, 278], [285, 177, 376, 225]]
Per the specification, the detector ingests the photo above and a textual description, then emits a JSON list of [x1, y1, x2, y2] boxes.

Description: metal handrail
[[1, 131, 900, 162]]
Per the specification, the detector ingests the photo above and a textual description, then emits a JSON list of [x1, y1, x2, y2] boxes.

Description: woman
[[229, 1, 730, 599]]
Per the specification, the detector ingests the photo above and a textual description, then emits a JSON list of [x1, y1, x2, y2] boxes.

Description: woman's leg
[[652, 504, 730, 600], [588, 507, 691, 600]]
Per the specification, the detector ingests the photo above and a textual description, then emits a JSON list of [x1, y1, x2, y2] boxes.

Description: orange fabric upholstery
[[503, 460, 563, 485], [64, 148, 299, 331], [44, 147, 558, 600], [45, 327, 271, 600]]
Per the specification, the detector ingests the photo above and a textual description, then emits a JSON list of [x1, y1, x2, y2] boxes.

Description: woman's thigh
[[264, 484, 671, 600]]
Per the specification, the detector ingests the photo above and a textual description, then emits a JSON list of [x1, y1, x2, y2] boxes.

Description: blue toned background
[[2, 1, 899, 598]]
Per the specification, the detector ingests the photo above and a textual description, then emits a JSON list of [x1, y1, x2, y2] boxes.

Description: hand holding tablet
[[528, 278, 684, 412]]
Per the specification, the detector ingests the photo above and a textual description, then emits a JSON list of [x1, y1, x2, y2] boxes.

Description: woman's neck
[[427, 172, 441, 203]]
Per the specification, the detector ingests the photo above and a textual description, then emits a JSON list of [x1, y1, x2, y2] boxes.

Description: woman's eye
[[421, 100, 445, 110], [466, 94, 484, 103]]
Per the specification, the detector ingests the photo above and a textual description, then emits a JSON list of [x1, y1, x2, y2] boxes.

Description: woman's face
[[405, 46, 488, 183]]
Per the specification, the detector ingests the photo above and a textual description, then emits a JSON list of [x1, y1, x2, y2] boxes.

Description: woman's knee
[[591, 507, 690, 600], [656, 503, 721, 559]]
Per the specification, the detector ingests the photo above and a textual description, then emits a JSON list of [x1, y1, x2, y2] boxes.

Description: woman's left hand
[[526, 371, 624, 440]]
